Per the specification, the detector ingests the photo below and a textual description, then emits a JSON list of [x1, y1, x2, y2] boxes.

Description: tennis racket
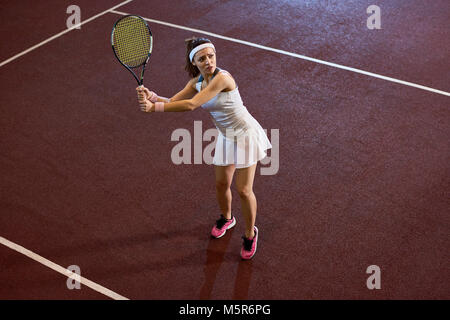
[[111, 15, 153, 87]]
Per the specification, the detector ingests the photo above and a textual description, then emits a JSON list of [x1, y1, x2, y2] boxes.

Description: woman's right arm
[[137, 78, 198, 110]]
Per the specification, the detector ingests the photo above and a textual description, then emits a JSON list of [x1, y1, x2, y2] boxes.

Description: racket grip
[[137, 86, 145, 101]]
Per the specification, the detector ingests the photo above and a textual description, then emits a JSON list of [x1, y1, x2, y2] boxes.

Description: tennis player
[[136, 37, 272, 260]]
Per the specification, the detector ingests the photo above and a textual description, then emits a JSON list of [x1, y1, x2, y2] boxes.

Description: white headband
[[189, 43, 215, 62]]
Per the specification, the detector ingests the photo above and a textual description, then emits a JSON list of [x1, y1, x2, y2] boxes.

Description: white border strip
[[0, 236, 129, 300], [0, 0, 134, 68], [110, 10, 450, 97]]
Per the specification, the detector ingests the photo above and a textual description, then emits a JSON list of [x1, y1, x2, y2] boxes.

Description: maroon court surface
[[0, 0, 449, 299]]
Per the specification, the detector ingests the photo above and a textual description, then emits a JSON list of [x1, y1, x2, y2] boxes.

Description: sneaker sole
[[212, 218, 236, 239]]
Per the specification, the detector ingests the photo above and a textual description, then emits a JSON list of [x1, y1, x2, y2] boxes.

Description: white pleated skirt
[[213, 126, 272, 169]]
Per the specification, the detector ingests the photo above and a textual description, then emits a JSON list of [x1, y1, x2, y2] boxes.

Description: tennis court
[[0, 0, 449, 300]]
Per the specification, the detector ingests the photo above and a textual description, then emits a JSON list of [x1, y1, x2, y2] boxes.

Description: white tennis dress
[[195, 68, 272, 168]]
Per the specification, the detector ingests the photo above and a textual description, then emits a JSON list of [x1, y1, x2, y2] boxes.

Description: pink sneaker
[[240, 226, 258, 260], [211, 215, 236, 238]]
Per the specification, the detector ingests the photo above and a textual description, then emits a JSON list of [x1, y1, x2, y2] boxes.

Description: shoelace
[[215, 215, 230, 229], [242, 236, 254, 251]]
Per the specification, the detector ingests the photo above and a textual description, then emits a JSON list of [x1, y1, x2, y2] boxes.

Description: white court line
[[0, 236, 129, 300], [0, 0, 134, 68], [110, 10, 450, 97]]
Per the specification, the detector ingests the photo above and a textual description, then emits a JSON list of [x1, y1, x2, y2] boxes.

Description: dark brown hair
[[184, 37, 212, 78]]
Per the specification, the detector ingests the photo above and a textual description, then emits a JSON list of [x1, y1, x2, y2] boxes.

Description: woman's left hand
[[140, 99, 154, 112]]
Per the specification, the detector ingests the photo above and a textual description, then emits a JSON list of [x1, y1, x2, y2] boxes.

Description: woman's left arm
[[143, 73, 233, 112]]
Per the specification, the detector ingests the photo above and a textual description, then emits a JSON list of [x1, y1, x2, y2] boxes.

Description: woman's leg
[[215, 164, 236, 219], [234, 163, 258, 238]]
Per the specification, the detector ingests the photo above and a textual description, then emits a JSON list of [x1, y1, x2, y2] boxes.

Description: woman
[[136, 37, 272, 260]]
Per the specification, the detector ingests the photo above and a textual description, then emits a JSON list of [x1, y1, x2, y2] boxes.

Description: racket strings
[[113, 16, 152, 68]]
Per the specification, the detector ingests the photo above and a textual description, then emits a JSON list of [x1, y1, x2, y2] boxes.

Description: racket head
[[111, 15, 153, 84]]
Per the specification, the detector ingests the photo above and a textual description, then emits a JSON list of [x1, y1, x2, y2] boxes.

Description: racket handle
[[137, 85, 145, 102]]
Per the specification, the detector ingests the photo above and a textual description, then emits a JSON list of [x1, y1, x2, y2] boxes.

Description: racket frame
[[111, 15, 153, 86]]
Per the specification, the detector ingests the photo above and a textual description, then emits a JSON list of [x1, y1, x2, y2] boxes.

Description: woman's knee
[[215, 165, 235, 192], [236, 186, 253, 198], [216, 180, 231, 192]]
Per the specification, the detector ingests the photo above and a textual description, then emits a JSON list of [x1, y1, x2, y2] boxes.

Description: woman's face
[[192, 47, 216, 76]]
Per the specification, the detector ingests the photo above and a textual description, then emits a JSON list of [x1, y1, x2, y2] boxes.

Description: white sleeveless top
[[195, 68, 272, 167], [195, 68, 266, 141]]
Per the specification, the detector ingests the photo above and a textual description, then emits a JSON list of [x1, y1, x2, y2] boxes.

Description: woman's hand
[[136, 86, 155, 112], [140, 99, 154, 112]]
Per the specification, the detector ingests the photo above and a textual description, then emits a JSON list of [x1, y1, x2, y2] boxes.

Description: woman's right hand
[[136, 86, 148, 102]]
